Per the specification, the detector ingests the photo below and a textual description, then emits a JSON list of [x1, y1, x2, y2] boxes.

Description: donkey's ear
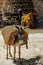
[[15, 25, 19, 30]]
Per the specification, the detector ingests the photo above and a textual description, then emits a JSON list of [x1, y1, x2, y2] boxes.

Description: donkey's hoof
[[26, 46, 28, 49], [6, 57, 8, 60], [19, 60, 22, 63], [13, 59, 16, 63], [10, 54, 13, 57], [18, 59, 22, 62], [27, 47, 28, 49]]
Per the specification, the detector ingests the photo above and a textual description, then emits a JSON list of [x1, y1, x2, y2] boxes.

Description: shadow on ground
[[13, 55, 42, 65]]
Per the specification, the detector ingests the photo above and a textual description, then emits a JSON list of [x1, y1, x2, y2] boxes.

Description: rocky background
[[32, 0, 43, 28], [0, 0, 43, 28]]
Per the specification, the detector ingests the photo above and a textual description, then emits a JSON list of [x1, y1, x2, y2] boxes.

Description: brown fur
[[6, 28, 28, 61]]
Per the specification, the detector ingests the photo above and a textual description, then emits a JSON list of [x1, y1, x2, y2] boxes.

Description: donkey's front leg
[[9, 46, 13, 57], [18, 45, 21, 61], [6, 46, 8, 59]]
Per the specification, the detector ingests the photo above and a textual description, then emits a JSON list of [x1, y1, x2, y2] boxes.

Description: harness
[[13, 27, 27, 44], [18, 28, 24, 35]]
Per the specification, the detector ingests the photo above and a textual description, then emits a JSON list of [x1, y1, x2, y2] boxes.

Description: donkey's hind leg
[[9, 46, 13, 57], [14, 45, 16, 60], [26, 42, 28, 49]]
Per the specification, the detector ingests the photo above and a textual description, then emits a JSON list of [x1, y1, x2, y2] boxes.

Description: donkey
[[6, 26, 28, 61]]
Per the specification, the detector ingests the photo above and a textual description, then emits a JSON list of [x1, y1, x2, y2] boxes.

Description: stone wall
[[32, 0, 43, 28]]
